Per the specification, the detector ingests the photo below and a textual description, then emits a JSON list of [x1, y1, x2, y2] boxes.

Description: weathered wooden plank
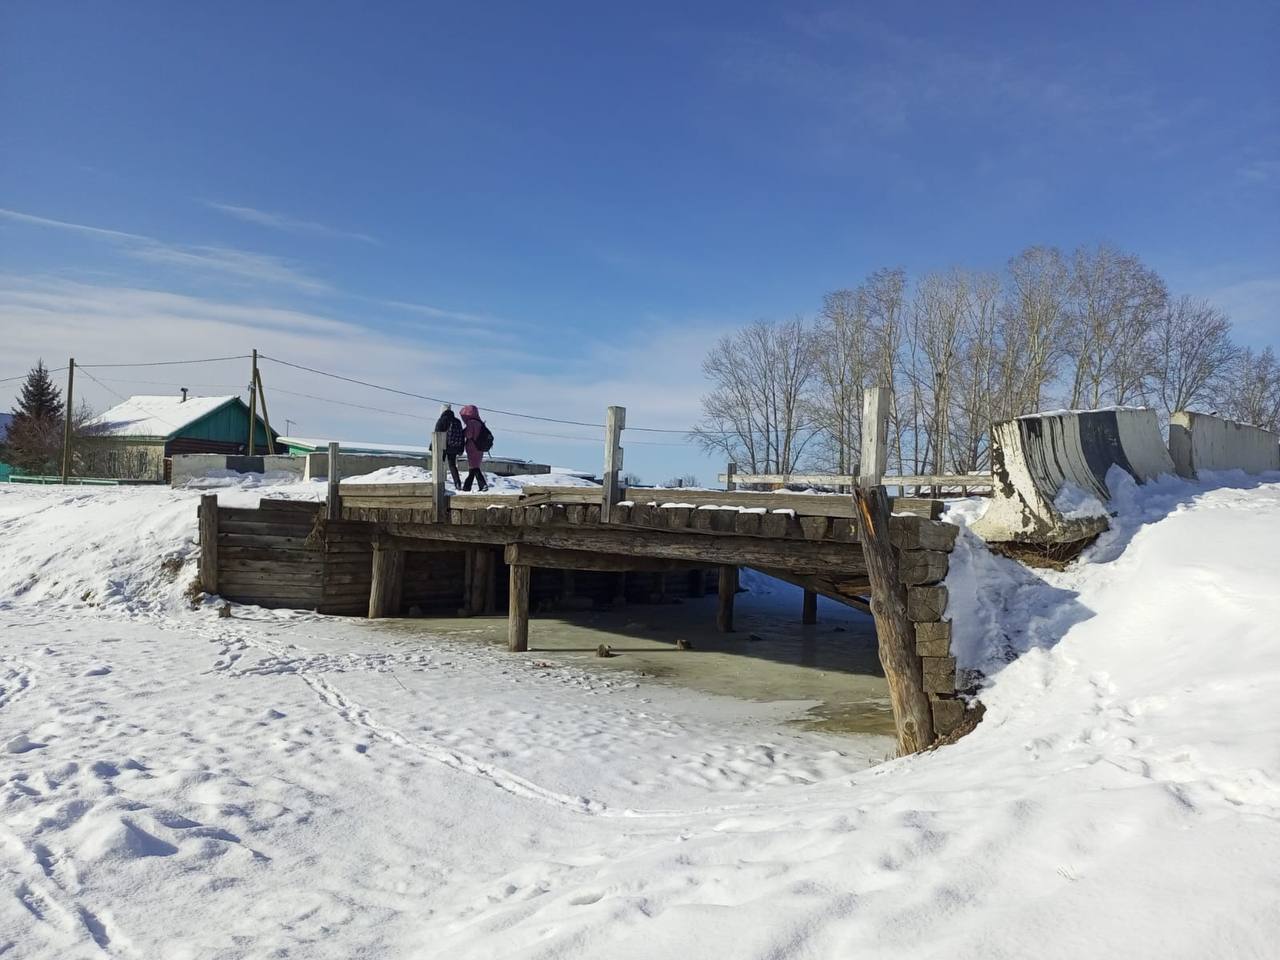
[[915, 620, 953, 657], [907, 584, 948, 622], [897, 549, 950, 586], [509, 565, 531, 652], [503, 543, 709, 573], [199, 494, 218, 594], [217, 533, 321, 551], [889, 517, 960, 552], [218, 579, 323, 600], [855, 484, 934, 754], [368, 546, 405, 619], [921, 656, 957, 694], [799, 516, 829, 540], [220, 558, 324, 577], [218, 518, 316, 537], [733, 512, 762, 536], [338, 482, 433, 497], [256, 499, 322, 515], [219, 506, 316, 524]]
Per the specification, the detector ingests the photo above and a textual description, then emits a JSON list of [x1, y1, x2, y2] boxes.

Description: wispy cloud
[[205, 201, 379, 244], [0, 206, 327, 293]]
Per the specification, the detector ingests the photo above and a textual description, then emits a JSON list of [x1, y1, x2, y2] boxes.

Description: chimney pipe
[[181, 388, 188, 403]]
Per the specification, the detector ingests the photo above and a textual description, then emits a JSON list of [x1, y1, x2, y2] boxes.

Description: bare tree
[[949, 271, 1002, 471], [1064, 244, 1167, 407], [1148, 296, 1237, 419], [691, 317, 819, 473], [809, 287, 873, 473], [865, 268, 909, 471], [1001, 246, 1070, 417], [1223, 346, 1280, 431]]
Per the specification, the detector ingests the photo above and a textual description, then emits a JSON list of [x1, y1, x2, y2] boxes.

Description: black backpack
[[475, 422, 495, 452], [445, 420, 465, 455]]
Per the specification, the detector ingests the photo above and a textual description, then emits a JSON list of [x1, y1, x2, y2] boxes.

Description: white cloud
[[0, 206, 327, 294], [0, 275, 724, 480], [205, 201, 378, 244]]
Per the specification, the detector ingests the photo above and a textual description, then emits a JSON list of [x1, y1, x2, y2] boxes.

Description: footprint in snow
[[6, 733, 47, 753]]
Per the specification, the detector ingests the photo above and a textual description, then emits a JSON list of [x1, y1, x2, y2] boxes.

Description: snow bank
[[3, 474, 1280, 957]]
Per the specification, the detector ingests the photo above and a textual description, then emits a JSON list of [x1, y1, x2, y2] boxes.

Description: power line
[[258, 353, 714, 437], [78, 355, 251, 369]]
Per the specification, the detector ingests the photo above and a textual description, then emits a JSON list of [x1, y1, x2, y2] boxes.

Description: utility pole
[[255, 364, 276, 455], [247, 349, 258, 456], [61, 358, 75, 484]]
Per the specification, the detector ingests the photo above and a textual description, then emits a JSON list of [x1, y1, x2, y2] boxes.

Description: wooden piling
[[717, 565, 736, 632], [859, 387, 890, 487], [198, 494, 219, 594], [854, 484, 935, 754], [802, 589, 818, 625], [326, 442, 341, 521], [368, 544, 405, 618], [725, 461, 737, 492], [247, 349, 259, 456], [509, 564, 531, 651], [601, 405, 626, 524], [432, 430, 449, 523]]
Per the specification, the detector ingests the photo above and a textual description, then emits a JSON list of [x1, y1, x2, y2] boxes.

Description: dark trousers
[[444, 453, 462, 488], [463, 467, 487, 492]]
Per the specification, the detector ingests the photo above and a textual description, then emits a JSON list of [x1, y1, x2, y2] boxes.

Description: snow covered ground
[[2, 473, 1279, 958]]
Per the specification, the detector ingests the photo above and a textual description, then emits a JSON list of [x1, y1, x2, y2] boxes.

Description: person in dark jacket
[[459, 403, 488, 492], [433, 405, 464, 488]]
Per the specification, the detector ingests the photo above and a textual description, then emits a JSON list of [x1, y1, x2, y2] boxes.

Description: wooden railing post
[[854, 483, 935, 754], [859, 387, 890, 488], [601, 405, 626, 524], [432, 430, 449, 523], [326, 441, 341, 521], [725, 461, 737, 492], [198, 493, 219, 594]]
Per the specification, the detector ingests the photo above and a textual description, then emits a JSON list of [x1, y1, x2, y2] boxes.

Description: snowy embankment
[[2, 474, 1280, 957]]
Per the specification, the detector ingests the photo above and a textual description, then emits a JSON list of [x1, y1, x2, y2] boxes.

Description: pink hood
[[460, 404, 480, 421]]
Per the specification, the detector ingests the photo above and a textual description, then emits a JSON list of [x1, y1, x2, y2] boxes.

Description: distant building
[[82, 394, 276, 481]]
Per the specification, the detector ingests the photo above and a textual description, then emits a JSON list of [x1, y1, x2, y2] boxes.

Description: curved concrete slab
[[972, 408, 1174, 544]]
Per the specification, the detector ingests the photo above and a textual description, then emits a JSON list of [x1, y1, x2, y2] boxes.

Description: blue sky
[[2, 1, 1277, 480]]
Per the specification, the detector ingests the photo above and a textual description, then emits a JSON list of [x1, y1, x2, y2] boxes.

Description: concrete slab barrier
[[1169, 411, 1280, 478], [972, 408, 1175, 544]]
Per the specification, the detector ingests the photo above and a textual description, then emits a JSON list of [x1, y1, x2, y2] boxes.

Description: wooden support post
[[254, 368, 276, 455], [508, 564, 531, 652], [802, 589, 818, 625], [859, 387, 890, 488], [601, 405, 626, 524], [61, 358, 75, 483], [469, 548, 490, 615], [369, 545, 405, 619], [854, 484, 935, 754], [198, 493, 219, 594], [484, 549, 497, 614], [432, 430, 449, 523], [717, 565, 736, 632], [725, 461, 737, 492], [247, 349, 258, 456], [326, 441, 341, 521]]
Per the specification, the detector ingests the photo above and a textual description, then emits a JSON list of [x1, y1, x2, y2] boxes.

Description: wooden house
[[81, 394, 276, 481]]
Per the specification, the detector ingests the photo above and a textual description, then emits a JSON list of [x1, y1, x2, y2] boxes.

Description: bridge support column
[[802, 589, 817, 625], [509, 564, 531, 652], [369, 544, 404, 619], [717, 565, 736, 632]]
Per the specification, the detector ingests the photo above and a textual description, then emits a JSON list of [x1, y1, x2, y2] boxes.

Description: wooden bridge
[[196, 396, 971, 752]]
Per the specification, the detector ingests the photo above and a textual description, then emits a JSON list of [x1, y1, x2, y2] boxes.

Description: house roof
[[87, 395, 240, 439], [279, 435, 433, 456]]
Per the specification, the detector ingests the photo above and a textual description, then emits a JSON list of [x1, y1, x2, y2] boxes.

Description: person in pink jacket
[[459, 404, 489, 491]]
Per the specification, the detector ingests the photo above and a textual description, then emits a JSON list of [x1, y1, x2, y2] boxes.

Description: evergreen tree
[[10, 359, 64, 425], [6, 360, 65, 473]]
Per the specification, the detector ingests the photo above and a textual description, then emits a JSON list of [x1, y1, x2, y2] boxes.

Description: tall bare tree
[[691, 317, 819, 473], [809, 288, 873, 473], [1064, 244, 1168, 407], [1223, 346, 1280, 432], [1001, 246, 1070, 417], [1148, 296, 1237, 419]]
